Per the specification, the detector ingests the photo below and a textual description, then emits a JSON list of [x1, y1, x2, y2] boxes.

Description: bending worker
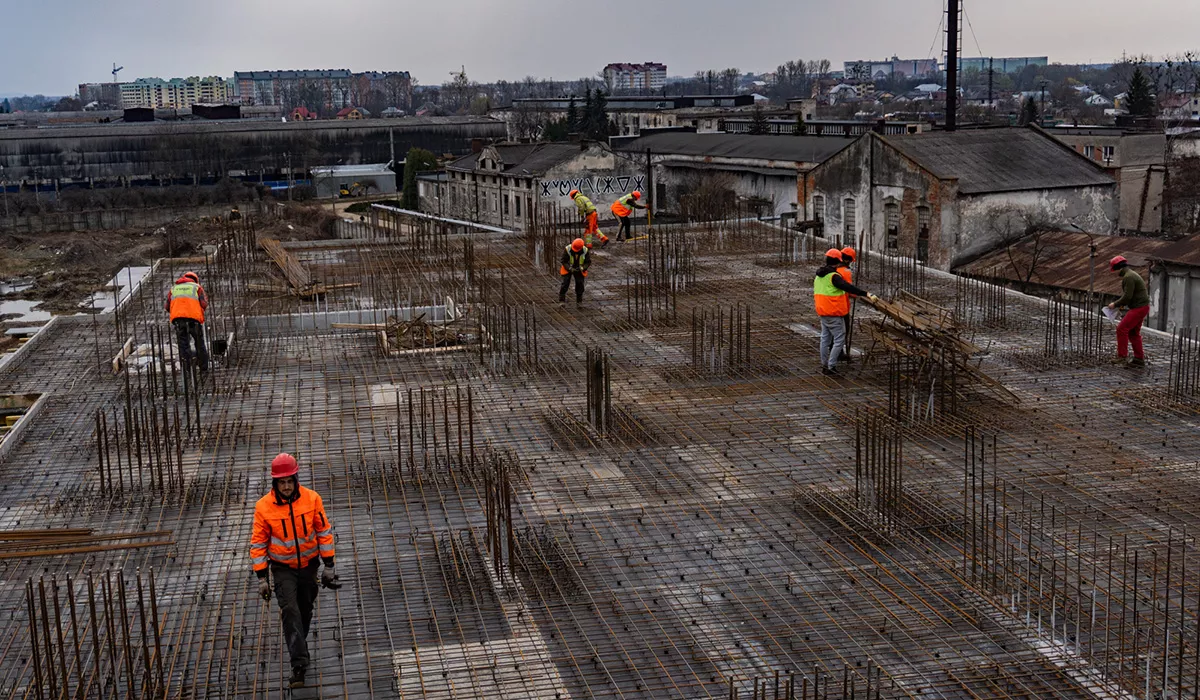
[[164, 271, 209, 373], [611, 190, 646, 241], [569, 189, 608, 248], [251, 453, 340, 689], [559, 238, 590, 307], [1106, 255, 1150, 368], [814, 248, 875, 376], [836, 247, 857, 362]]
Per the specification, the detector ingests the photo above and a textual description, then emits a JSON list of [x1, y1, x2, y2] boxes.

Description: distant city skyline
[[2, 0, 1198, 95]]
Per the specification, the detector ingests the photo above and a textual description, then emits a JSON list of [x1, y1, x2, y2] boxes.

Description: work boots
[[289, 666, 306, 688]]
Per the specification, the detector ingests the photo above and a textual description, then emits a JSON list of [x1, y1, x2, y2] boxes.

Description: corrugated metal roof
[[657, 159, 797, 178], [883, 128, 1116, 194], [616, 133, 851, 165], [1149, 237, 1200, 266], [954, 231, 1183, 295]]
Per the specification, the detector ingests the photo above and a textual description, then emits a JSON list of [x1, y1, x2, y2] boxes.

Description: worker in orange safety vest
[[610, 191, 646, 241], [250, 453, 340, 689], [559, 238, 591, 307], [164, 271, 209, 373], [814, 249, 875, 376], [569, 190, 608, 248], [836, 247, 857, 363]]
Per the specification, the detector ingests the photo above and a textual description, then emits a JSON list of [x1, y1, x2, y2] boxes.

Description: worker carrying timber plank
[[250, 453, 341, 689], [164, 271, 209, 373], [836, 247, 857, 363], [610, 190, 646, 242], [559, 238, 591, 308], [814, 248, 875, 376], [569, 189, 609, 248], [1106, 255, 1149, 368]]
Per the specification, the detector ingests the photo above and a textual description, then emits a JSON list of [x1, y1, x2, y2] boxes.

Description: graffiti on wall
[[540, 175, 646, 198]]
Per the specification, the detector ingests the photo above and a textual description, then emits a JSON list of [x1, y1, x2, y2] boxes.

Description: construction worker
[[814, 249, 875, 376], [251, 453, 340, 689], [559, 238, 590, 307], [164, 271, 209, 373], [1106, 255, 1150, 367], [611, 191, 646, 241], [836, 247, 857, 363], [569, 189, 608, 248]]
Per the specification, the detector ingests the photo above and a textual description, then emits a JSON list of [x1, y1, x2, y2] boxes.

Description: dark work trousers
[[559, 272, 586, 302], [272, 559, 320, 670], [617, 216, 632, 240], [173, 318, 209, 372]]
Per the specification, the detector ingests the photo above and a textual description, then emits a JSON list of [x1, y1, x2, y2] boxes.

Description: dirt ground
[[0, 204, 338, 324]]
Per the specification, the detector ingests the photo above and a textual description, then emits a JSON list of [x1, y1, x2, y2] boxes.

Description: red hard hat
[[571, 238, 585, 252], [271, 453, 298, 479], [840, 247, 856, 262], [825, 248, 843, 261], [1110, 255, 1128, 271], [569, 189, 580, 198], [631, 191, 641, 200]]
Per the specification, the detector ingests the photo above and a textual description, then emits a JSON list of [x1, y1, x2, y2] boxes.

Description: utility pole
[[945, 0, 959, 131], [1039, 80, 1049, 127]]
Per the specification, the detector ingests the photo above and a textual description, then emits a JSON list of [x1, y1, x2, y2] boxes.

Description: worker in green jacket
[[1106, 255, 1150, 367]]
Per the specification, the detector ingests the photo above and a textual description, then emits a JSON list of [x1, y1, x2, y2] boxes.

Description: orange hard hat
[[825, 248, 843, 261], [179, 271, 199, 283], [569, 189, 580, 198], [1110, 255, 1128, 271], [631, 191, 641, 200], [840, 247, 856, 262], [271, 453, 298, 479], [571, 238, 585, 252]]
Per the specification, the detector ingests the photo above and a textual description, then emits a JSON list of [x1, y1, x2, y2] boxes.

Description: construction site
[[1, 202, 1199, 699]]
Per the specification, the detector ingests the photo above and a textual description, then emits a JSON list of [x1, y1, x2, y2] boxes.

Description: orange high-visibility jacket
[[836, 266, 856, 299], [165, 282, 208, 323], [611, 193, 642, 218], [250, 485, 334, 576], [814, 271, 850, 317]]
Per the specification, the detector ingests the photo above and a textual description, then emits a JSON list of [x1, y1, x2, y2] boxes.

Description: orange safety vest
[[837, 266, 856, 300], [168, 282, 206, 323], [814, 272, 850, 317], [611, 194, 637, 217], [250, 485, 335, 574]]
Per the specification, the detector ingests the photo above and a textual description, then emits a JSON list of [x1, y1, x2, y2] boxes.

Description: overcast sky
[[3, 0, 1199, 95]]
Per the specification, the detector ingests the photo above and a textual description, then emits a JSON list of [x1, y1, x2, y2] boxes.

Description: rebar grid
[[0, 213, 1197, 699]]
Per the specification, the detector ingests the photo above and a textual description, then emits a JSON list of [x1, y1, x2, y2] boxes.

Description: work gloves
[[258, 579, 271, 602], [321, 566, 342, 590], [868, 294, 879, 302]]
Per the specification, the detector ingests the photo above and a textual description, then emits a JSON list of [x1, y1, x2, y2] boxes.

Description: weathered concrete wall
[[1149, 263, 1200, 331], [954, 186, 1117, 267], [0, 117, 505, 182], [656, 165, 797, 216], [0, 202, 236, 233], [1118, 165, 1164, 233]]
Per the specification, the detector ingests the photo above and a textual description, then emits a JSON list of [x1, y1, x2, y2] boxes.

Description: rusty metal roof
[[953, 231, 1186, 295], [1148, 237, 1200, 266]]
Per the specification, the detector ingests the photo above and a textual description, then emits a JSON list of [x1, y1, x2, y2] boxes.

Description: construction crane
[[112, 62, 124, 82]]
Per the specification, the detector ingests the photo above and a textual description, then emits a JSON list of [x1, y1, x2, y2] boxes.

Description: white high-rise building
[[603, 63, 667, 91]]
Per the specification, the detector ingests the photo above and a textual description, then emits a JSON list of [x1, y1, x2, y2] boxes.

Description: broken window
[[885, 202, 899, 251], [843, 198, 856, 247], [917, 205, 931, 263]]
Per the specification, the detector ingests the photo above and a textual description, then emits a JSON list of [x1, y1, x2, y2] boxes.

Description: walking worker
[[559, 238, 591, 307], [836, 247, 857, 362], [251, 453, 340, 689], [164, 271, 209, 373], [569, 189, 609, 248], [1106, 255, 1150, 367], [610, 190, 646, 241], [814, 249, 876, 376]]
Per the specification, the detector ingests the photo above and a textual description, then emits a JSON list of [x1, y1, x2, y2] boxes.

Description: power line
[[927, 0, 947, 61], [963, 7, 986, 59]]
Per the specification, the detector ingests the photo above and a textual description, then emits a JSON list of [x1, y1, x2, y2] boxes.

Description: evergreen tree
[[0, 98, 9, 114], [749, 104, 769, 135], [794, 111, 807, 136], [581, 89, 594, 137], [589, 90, 610, 140], [1019, 97, 1038, 126], [542, 119, 570, 142], [1126, 66, 1156, 117], [401, 147, 439, 210], [565, 95, 578, 133]]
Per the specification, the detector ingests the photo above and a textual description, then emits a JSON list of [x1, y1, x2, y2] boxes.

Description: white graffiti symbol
[[540, 175, 646, 198]]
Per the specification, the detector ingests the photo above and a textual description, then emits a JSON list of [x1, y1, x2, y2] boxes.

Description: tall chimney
[[946, 0, 959, 131]]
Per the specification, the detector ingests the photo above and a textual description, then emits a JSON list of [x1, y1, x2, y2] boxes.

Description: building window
[[1084, 145, 1095, 159], [503, 194, 510, 216], [1102, 145, 1115, 162], [812, 194, 825, 223], [843, 198, 857, 247], [916, 205, 931, 263], [885, 202, 899, 251], [515, 196, 521, 218]]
